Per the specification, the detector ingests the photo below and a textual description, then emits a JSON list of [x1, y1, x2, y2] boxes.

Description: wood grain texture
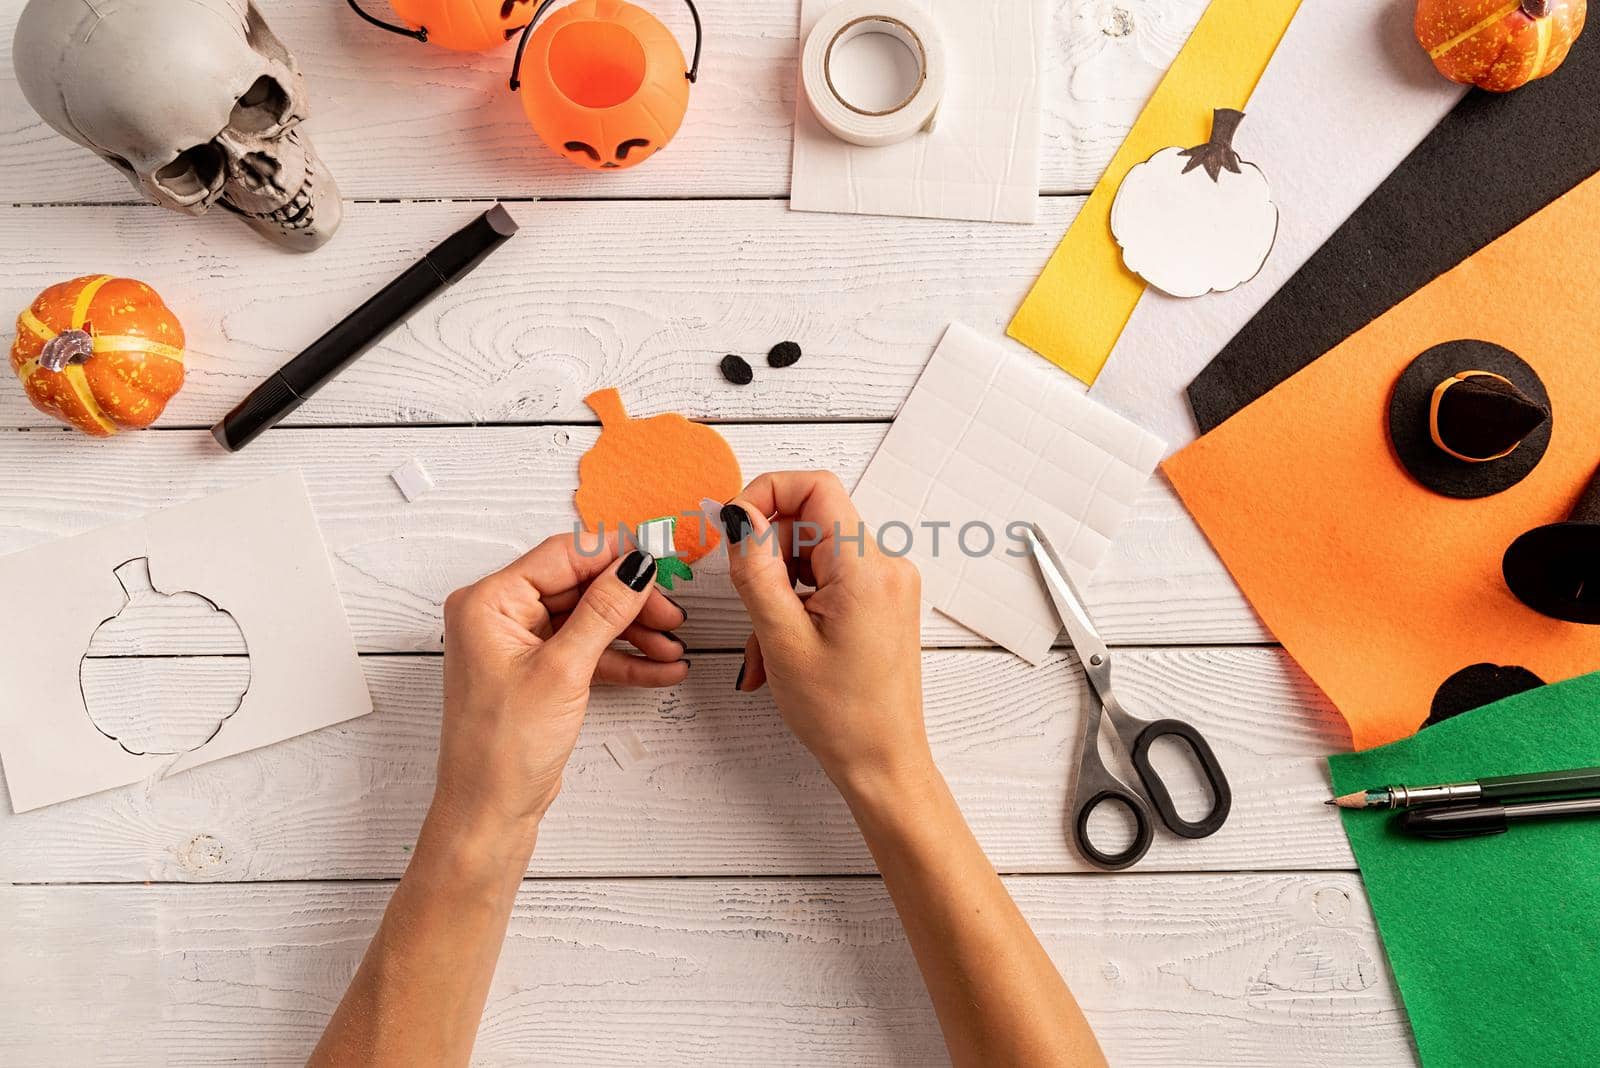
[[0, 427, 1263, 652], [2, 648, 1351, 882], [0, 0, 1209, 203], [0, 873, 1412, 1067], [0, 199, 1076, 427]]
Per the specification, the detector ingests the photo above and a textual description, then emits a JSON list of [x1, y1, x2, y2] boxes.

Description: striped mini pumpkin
[[1416, 0, 1587, 92], [10, 275, 185, 436]]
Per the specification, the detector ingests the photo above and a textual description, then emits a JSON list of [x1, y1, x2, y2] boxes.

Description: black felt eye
[[564, 141, 601, 161], [616, 138, 652, 160]]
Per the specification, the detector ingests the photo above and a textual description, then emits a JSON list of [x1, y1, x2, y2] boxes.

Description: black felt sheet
[[1186, 31, 1600, 435]]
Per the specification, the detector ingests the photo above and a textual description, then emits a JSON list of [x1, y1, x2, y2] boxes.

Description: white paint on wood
[[0, 874, 1412, 1067], [0, 1, 1208, 203], [0, 199, 1077, 427], [2, 649, 1350, 882], [0, 428, 1263, 653]]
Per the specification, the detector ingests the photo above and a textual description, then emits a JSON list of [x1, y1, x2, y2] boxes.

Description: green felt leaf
[[654, 557, 693, 591], [1328, 671, 1600, 1066]]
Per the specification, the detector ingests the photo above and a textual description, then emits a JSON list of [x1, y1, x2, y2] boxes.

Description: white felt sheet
[[0, 473, 372, 813], [790, 0, 1045, 224], [852, 323, 1165, 663], [1089, 0, 1466, 447]]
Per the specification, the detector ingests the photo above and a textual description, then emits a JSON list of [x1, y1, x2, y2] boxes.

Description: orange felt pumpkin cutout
[[509, 0, 702, 171], [574, 388, 741, 564], [1416, 0, 1587, 92], [10, 275, 185, 437], [345, 0, 537, 51]]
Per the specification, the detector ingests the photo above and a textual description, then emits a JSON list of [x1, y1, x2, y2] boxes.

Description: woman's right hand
[[720, 471, 931, 794]]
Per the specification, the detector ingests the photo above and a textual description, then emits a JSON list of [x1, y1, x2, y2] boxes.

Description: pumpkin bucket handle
[[344, 0, 430, 43], [509, 0, 703, 91]]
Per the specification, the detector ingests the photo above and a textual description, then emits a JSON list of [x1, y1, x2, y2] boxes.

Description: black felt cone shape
[[1503, 465, 1600, 624], [1433, 374, 1550, 461]]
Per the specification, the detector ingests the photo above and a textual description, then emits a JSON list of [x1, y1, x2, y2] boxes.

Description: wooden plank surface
[[1, 649, 1350, 882], [0, 199, 1078, 427], [0, 0, 1411, 1059], [0, 0, 1212, 203], [0, 427, 1265, 652], [0, 873, 1412, 1067]]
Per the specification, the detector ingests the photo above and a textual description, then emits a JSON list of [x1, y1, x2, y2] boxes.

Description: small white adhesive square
[[390, 459, 435, 503], [603, 729, 650, 772]]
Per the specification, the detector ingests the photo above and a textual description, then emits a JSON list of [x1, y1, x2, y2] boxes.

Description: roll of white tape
[[801, 0, 946, 148]]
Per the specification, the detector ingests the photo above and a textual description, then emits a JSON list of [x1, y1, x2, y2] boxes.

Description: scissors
[[1024, 525, 1232, 870]]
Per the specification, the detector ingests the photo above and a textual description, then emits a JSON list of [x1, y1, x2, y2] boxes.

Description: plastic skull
[[13, 0, 342, 252]]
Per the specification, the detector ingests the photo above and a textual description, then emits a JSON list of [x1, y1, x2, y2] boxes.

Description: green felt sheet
[[1329, 671, 1600, 1066]]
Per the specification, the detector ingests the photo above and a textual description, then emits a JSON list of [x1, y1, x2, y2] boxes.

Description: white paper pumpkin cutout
[[1110, 108, 1279, 299]]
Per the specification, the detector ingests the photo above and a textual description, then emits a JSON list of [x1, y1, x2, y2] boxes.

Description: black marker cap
[[430, 204, 519, 283]]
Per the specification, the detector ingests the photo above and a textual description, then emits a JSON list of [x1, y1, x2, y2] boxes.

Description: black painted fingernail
[[663, 630, 684, 648], [661, 593, 688, 621], [679, 657, 692, 669], [734, 659, 747, 691], [721, 503, 752, 545], [619, 550, 657, 591]]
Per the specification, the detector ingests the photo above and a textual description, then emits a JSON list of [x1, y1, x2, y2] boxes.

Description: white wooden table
[[0, 1, 1418, 1063]]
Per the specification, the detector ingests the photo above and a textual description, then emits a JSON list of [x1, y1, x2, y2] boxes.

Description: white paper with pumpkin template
[[0, 472, 371, 812]]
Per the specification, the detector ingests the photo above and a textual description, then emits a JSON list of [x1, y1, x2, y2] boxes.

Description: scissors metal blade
[[1024, 525, 1111, 675]]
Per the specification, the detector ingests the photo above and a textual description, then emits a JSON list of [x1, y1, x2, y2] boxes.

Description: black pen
[[1328, 765, 1600, 810], [211, 204, 519, 452], [1398, 795, 1600, 839]]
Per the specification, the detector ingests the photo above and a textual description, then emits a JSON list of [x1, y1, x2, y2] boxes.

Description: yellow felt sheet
[[1007, 0, 1303, 384]]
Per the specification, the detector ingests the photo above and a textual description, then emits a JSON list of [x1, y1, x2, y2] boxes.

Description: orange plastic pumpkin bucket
[[508, 0, 702, 171], [345, 0, 536, 51]]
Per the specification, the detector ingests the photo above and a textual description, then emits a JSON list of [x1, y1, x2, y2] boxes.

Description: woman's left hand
[[433, 533, 689, 842]]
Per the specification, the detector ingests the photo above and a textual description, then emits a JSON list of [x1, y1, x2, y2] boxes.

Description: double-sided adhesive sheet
[[1187, 26, 1600, 435], [1164, 173, 1600, 750], [1005, 0, 1302, 385], [1329, 672, 1600, 1067], [1090, 0, 1464, 447]]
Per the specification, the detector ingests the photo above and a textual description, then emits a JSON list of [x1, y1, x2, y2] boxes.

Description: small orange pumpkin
[[574, 388, 741, 563], [510, 0, 702, 171], [10, 275, 185, 437], [346, 0, 536, 51], [1416, 0, 1587, 92]]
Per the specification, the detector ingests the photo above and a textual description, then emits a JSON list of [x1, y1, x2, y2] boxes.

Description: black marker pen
[[211, 204, 519, 452]]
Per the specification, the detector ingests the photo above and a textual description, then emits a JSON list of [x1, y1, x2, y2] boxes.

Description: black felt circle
[[719, 354, 754, 385], [767, 341, 802, 369], [1503, 522, 1600, 624], [1387, 340, 1551, 499], [1424, 662, 1546, 728]]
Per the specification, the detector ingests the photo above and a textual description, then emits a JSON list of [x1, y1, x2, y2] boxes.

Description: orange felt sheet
[[1164, 171, 1600, 750]]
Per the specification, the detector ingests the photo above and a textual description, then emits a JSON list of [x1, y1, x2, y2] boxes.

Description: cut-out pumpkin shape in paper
[[509, 0, 702, 170], [574, 389, 741, 575], [345, 0, 538, 51], [82, 558, 250, 757], [1416, 0, 1587, 92], [1109, 108, 1279, 299], [10, 275, 185, 436]]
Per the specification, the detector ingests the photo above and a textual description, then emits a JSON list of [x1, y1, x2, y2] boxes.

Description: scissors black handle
[[1129, 718, 1232, 839], [1072, 786, 1156, 871]]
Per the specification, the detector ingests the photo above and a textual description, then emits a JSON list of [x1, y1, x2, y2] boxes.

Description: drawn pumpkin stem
[[1180, 108, 1247, 182]]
